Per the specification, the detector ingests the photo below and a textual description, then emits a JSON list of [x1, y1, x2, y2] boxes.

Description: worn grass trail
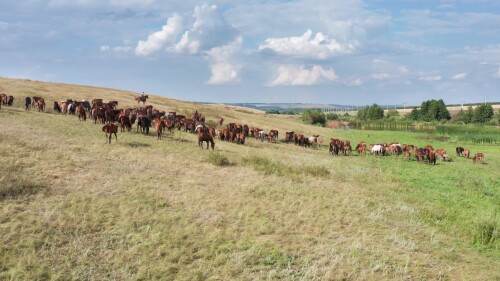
[[0, 79, 499, 280]]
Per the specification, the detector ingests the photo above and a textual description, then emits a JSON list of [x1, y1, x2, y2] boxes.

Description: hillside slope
[[1, 78, 499, 280]]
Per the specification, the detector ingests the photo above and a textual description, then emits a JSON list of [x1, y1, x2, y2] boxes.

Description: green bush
[[208, 153, 232, 167]]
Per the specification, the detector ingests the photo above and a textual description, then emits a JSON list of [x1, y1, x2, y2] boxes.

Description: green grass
[[436, 124, 500, 144], [0, 77, 499, 280]]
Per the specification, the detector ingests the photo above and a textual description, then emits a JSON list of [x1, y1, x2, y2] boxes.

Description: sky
[[1, 0, 500, 106]]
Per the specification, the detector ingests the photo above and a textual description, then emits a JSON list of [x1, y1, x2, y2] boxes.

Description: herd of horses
[[2, 93, 486, 164]]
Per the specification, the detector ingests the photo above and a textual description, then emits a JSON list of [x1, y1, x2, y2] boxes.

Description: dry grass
[[0, 77, 498, 280]]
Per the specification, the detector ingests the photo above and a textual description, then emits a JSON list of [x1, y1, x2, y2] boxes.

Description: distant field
[[0, 77, 499, 280]]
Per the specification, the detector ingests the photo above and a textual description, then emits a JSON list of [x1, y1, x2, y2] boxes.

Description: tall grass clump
[[436, 125, 500, 143], [350, 120, 435, 133], [242, 156, 293, 177], [472, 218, 498, 248], [208, 152, 232, 167]]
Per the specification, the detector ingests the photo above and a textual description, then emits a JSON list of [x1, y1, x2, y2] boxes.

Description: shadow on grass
[[0, 181, 48, 201], [127, 142, 152, 148]]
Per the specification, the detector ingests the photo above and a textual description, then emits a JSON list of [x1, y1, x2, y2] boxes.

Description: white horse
[[371, 144, 385, 155]]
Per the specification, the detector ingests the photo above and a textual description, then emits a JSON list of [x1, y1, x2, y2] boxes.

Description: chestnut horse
[[198, 132, 215, 150], [102, 123, 118, 144]]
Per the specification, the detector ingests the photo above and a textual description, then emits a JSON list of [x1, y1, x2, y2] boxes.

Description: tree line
[[297, 100, 497, 126]]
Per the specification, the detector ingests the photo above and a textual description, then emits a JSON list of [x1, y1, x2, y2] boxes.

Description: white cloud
[[100, 45, 110, 52], [371, 73, 391, 80], [348, 78, 363, 86], [419, 75, 442, 81], [0, 22, 9, 30], [452, 72, 467, 80], [113, 46, 132, 52], [109, 0, 156, 7], [206, 37, 242, 85], [171, 4, 239, 55], [270, 65, 338, 86], [495, 67, 500, 78], [259, 29, 357, 60], [135, 14, 182, 56]]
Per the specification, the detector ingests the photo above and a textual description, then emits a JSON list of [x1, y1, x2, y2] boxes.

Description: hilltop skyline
[[1, 0, 500, 105]]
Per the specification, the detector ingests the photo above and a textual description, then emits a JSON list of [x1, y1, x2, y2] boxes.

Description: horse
[[463, 149, 471, 158], [102, 123, 118, 144], [137, 116, 151, 135], [7, 96, 13, 106], [37, 99, 45, 112], [198, 132, 215, 150], [76, 105, 86, 121], [25, 97, 32, 111], [152, 118, 164, 140], [371, 144, 385, 155], [472, 153, 484, 163], [135, 95, 149, 105], [456, 147, 464, 157], [119, 115, 132, 132]]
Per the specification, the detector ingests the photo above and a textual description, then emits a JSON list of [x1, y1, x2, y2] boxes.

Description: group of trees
[[356, 104, 384, 120], [453, 104, 495, 124], [407, 99, 451, 121], [270, 100, 497, 126]]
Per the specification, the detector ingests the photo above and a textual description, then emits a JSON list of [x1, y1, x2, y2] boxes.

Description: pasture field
[[0, 78, 499, 280]]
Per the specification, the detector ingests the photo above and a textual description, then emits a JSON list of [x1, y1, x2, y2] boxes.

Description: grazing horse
[[53, 101, 62, 113], [472, 153, 484, 163], [456, 147, 464, 157], [31, 96, 42, 108], [37, 99, 45, 112], [198, 132, 215, 150], [403, 150, 411, 161], [135, 95, 149, 104], [162, 119, 175, 133], [355, 142, 367, 155], [219, 117, 224, 126], [137, 116, 151, 135], [428, 150, 436, 165], [119, 115, 132, 132], [463, 149, 471, 159], [371, 144, 385, 155], [6, 96, 13, 106], [102, 123, 118, 144], [76, 105, 86, 121], [25, 97, 32, 111], [434, 149, 448, 161], [0, 93, 7, 105], [269, 130, 279, 143]]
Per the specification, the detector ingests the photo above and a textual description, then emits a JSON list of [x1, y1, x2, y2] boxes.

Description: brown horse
[[37, 99, 46, 112], [198, 132, 215, 150], [472, 153, 484, 163], [152, 118, 164, 140], [463, 149, 471, 158], [102, 123, 118, 144], [135, 95, 148, 104]]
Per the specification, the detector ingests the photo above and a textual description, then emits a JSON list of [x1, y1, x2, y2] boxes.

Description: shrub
[[208, 153, 232, 167]]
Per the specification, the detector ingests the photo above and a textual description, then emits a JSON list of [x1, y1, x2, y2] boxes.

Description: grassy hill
[[0, 77, 498, 280]]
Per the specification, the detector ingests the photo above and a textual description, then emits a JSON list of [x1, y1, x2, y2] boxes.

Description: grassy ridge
[[0, 78, 499, 280]]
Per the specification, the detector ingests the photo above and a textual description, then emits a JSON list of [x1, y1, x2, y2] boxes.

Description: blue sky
[[1, 0, 500, 106]]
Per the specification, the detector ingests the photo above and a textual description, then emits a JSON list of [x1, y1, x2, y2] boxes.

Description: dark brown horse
[[102, 123, 118, 144]]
